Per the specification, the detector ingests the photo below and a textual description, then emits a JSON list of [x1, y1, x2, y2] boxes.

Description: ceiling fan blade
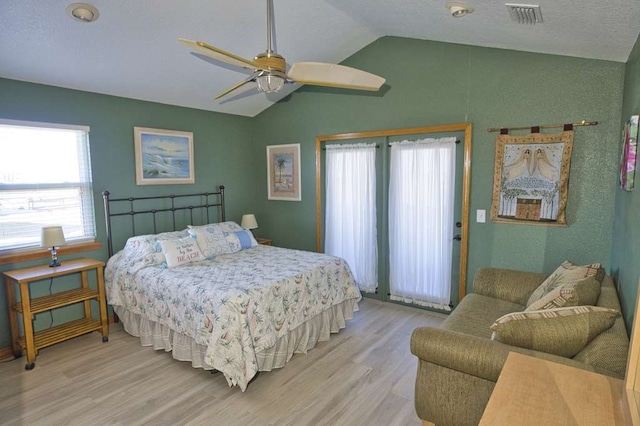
[[288, 62, 385, 91], [178, 38, 259, 70], [215, 77, 257, 100]]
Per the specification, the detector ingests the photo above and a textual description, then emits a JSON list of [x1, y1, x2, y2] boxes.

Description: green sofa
[[410, 267, 630, 426]]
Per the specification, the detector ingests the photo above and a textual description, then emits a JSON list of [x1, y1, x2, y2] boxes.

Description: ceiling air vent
[[506, 4, 543, 24]]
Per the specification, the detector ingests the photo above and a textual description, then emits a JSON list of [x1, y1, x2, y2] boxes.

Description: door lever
[[453, 234, 461, 241]]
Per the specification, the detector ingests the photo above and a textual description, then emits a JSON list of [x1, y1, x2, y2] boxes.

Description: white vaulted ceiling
[[1, 0, 639, 117]]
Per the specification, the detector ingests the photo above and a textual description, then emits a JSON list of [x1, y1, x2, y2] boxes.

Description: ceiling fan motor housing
[[254, 52, 286, 73]]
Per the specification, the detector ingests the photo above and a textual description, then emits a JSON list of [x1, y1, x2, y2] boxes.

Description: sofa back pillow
[[526, 276, 601, 311], [490, 306, 620, 358], [526, 261, 604, 308]]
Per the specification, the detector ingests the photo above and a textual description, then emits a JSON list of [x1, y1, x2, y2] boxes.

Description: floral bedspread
[[105, 245, 361, 390]]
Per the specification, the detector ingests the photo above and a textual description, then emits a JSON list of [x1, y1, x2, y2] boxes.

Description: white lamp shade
[[241, 214, 258, 230], [41, 226, 66, 247]]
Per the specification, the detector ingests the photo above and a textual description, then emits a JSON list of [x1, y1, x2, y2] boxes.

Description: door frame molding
[[315, 122, 472, 299]]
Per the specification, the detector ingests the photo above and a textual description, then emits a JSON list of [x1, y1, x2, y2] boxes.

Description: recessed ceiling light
[[445, 2, 474, 18], [66, 3, 99, 23]]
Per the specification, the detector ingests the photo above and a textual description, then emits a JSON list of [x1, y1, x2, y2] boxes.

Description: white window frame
[[0, 119, 96, 252]]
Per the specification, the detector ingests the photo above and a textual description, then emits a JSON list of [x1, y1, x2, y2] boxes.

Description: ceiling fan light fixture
[[66, 3, 99, 23], [256, 74, 285, 94], [445, 2, 474, 18]]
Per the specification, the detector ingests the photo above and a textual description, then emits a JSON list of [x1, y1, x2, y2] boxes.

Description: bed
[[102, 186, 361, 391]]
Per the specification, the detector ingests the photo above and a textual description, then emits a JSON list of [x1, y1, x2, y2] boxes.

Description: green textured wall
[[0, 35, 630, 350], [611, 34, 640, 329], [0, 78, 257, 348], [253, 36, 625, 302]]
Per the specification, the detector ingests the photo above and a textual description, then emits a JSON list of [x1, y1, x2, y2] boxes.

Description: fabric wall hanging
[[620, 115, 638, 191], [491, 130, 574, 226]]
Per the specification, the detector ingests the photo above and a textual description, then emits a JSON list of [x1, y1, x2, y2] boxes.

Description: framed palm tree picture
[[266, 143, 301, 201]]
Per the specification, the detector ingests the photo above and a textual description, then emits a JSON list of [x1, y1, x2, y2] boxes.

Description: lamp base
[[49, 246, 60, 267]]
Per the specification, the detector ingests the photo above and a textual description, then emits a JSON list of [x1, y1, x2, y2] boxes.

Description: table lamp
[[241, 214, 258, 235], [41, 226, 66, 267]]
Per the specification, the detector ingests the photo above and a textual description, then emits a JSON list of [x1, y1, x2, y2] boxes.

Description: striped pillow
[[526, 261, 604, 308], [526, 276, 601, 311]]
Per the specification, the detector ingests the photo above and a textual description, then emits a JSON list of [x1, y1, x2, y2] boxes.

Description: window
[[0, 119, 96, 251]]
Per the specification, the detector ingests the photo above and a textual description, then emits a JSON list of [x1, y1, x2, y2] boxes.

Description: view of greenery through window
[[0, 121, 95, 251]]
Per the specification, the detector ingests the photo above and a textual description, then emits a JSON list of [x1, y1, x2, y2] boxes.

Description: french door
[[388, 137, 457, 310], [316, 123, 471, 309]]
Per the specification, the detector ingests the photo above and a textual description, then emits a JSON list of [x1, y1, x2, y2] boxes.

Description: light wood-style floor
[[0, 298, 445, 426]]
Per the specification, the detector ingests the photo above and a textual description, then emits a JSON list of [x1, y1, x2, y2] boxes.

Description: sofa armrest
[[410, 326, 608, 382], [473, 267, 548, 305]]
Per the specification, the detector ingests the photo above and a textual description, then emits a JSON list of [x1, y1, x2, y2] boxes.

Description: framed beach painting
[[267, 143, 301, 201], [134, 127, 194, 185]]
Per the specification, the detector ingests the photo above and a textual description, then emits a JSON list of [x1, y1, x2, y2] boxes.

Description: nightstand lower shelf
[[32, 318, 104, 350]]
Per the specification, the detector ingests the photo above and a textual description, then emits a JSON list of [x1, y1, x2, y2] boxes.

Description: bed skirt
[[113, 298, 359, 374]]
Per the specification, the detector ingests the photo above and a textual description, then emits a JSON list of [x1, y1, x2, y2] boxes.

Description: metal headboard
[[102, 185, 225, 257]]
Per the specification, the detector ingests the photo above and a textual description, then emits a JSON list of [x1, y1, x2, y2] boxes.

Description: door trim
[[315, 122, 472, 300]]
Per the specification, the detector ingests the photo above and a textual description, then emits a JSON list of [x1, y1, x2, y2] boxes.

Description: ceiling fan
[[178, 0, 385, 100]]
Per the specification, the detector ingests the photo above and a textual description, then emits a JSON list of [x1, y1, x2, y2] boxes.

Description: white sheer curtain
[[324, 143, 378, 293], [388, 137, 456, 310]]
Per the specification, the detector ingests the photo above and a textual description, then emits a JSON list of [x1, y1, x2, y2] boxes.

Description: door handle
[[453, 234, 461, 241]]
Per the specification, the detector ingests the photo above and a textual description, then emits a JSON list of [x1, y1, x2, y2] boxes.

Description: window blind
[[0, 120, 96, 251]]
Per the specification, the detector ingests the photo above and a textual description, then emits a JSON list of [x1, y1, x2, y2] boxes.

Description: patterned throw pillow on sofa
[[526, 261, 604, 310], [526, 276, 601, 311], [490, 306, 620, 357]]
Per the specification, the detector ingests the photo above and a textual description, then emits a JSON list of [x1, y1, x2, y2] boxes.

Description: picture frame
[[267, 143, 301, 201], [620, 115, 638, 191], [134, 127, 195, 185], [490, 131, 574, 226]]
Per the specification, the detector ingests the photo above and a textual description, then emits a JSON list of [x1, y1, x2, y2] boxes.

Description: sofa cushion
[[573, 276, 629, 378], [442, 293, 525, 339], [526, 276, 600, 311], [526, 261, 604, 308], [490, 306, 620, 357]]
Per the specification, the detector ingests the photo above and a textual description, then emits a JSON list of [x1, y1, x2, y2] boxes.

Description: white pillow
[[187, 222, 248, 257], [187, 224, 233, 257], [158, 236, 205, 268], [122, 230, 189, 271]]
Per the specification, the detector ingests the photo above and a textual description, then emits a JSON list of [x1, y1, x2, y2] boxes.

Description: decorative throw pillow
[[526, 276, 601, 311], [225, 230, 258, 252], [158, 236, 205, 268], [187, 224, 234, 258], [526, 261, 604, 308], [122, 230, 189, 269], [211, 221, 244, 233], [490, 306, 620, 358]]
